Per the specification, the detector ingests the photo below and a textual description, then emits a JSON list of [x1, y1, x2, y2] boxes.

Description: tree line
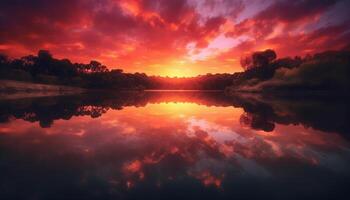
[[0, 50, 149, 90], [1, 48, 349, 91], [227, 48, 349, 92], [0, 50, 237, 90]]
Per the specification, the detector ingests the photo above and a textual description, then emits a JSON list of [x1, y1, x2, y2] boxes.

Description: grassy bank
[[0, 79, 86, 99]]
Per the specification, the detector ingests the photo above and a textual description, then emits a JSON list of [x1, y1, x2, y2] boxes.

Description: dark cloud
[[93, 5, 138, 34], [228, 0, 342, 39], [0, 0, 225, 53], [257, 0, 339, 22]]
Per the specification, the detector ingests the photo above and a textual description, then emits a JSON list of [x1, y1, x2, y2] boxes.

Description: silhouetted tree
[[0, 54, 8, 65], [241, 49, 277, 71], [89, 60, 108, 73]]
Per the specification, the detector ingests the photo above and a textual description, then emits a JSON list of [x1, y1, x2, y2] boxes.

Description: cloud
[[0, 0, 349, 75], [256, 0, 339, 22]]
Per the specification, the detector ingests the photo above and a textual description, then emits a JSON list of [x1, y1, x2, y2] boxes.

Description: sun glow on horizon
[[0, 0, 349, 76]]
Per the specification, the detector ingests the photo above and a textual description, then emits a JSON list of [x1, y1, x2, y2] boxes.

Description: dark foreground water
[[0, 91, 349, 200]]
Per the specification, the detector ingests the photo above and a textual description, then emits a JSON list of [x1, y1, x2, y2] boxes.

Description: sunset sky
[[0, 0, 349, 77]]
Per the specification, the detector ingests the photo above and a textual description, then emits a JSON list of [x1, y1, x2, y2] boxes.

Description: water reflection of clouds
[[186, 117, 246, 145], [0, 94, 350, 199]]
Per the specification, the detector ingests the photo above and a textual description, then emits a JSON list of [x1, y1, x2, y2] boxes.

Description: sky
[[0, 0, 349, 77]]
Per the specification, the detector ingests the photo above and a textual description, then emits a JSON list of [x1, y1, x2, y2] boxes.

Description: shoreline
[[0, 79, 86, 100]]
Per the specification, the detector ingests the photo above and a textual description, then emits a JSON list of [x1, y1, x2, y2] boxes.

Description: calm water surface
[[0, 91, 349, 200]]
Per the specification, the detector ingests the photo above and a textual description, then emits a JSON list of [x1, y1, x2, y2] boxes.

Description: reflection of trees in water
[[0, 92, 348, 138], [240, 112, 275, 132], [0, 92, 349, 199], [231, 93, 349, 137], [77, 106, 109, 118], [0, 96, 110, 127], [0, 91, 232, 128]]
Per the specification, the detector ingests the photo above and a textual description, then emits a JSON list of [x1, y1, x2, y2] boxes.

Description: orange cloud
[[0, 0, 349, 76]]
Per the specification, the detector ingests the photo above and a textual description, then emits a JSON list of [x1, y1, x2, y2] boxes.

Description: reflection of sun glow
[[1, 97, 349, 191], [152, 102, 202, 113]]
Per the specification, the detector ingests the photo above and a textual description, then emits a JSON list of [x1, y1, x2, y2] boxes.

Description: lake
[[0, 91, 349, 200]]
